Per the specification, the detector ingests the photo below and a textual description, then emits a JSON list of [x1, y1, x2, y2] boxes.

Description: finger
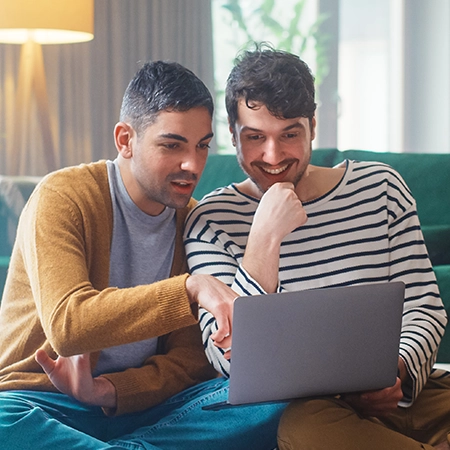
[[210, 315, 230, 342], [213, 335, 232, 348], [276, 182, 295, 190], [211, 325, 233, 345], [210, 302, 233, 342], [35, 349, 56, 375]]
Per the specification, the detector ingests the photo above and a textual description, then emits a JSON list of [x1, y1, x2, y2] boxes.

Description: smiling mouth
[[261, 165, 289, 175]]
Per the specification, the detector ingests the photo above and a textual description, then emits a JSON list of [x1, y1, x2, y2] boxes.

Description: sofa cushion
[[422, 226, 450, 266]]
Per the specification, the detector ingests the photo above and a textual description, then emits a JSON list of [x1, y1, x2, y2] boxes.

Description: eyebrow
[[283, 123, 306, 132], [159, 132, 214, 143], [241, 122, 306, 133]]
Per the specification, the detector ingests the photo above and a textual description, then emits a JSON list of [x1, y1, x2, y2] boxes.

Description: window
[[212, 0, 450, 154], [338, 0, 393, 152]]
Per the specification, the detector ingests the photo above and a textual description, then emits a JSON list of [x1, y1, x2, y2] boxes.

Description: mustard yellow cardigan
[[0, 161, 216, 415]]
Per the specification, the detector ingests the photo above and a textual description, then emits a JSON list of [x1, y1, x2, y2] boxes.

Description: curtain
[[0, 0, 215, 176]]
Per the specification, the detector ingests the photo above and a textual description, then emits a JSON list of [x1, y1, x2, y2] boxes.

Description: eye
[[197, 142, 211, 150], [162, 142, 180, 150], [284, 132, 299, 139], [247, 134, 263, 141]]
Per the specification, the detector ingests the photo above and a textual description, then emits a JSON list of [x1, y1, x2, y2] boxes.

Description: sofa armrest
[[435, 265, 450, 363]]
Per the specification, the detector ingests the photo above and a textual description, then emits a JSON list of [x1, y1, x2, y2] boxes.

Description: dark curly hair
[[226, 43, 316, 133], [120, 60, 214, 136]]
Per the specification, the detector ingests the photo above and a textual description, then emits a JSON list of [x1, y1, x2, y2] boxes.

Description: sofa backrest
[[328, 149, 450, 228]]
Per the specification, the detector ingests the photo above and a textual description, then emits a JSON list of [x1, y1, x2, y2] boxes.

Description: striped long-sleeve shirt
[[184, 160, 448, 406]]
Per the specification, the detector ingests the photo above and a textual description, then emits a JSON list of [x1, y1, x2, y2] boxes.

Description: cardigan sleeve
[[19, 177, 196, 357]]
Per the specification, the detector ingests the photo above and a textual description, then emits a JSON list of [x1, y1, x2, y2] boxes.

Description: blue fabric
[[0, 378, 286, 450]]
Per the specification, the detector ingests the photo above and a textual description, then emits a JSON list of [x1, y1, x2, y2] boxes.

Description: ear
[[114, 122, 134, 158], [310, 116, 317, 141], [228, 119, 236, 147]]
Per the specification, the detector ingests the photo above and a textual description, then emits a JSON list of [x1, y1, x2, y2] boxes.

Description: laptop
[[204, 281, 405, 410]]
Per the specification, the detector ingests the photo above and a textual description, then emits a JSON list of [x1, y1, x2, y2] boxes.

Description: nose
[[261, 139, 284, 166], [180, 148, 207, 174]]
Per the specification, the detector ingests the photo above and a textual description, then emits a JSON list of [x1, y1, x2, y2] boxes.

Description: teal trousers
[[0, 377, 286, 450]]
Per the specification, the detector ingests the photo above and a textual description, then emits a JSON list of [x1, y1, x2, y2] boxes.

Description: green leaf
[[221, 0, 249, 36], [261, 0, 276, 15]]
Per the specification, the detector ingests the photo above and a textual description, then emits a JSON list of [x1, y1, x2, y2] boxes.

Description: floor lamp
[[0, 0, 94, 175]]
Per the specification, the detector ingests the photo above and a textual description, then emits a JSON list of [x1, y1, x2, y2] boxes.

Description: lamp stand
[[11, 40, 56, 174]]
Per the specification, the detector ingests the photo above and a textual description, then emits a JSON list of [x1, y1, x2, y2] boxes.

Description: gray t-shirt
[[93, 159, 176, 376]]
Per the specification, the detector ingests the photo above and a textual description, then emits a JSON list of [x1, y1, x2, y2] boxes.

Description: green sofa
[[1, 149, 450, 361]]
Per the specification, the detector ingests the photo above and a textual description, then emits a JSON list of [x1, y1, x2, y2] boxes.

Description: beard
[[139, 171, 198, 212], [237, 143, 312, 195]]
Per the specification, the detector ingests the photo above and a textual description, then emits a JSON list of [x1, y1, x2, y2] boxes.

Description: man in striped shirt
[[184, 44, 450, 449]]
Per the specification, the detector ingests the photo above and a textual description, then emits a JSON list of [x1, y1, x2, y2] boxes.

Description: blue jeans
[[0, 378, 286, 449]]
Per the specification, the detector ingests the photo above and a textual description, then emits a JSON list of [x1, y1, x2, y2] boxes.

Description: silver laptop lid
[[228, 282, 405, 405]]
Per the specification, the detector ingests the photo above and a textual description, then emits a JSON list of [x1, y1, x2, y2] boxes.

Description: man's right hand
[[242, 182, 307, 294], [185, 274, 236, 344], [254, 182, 307, 243]]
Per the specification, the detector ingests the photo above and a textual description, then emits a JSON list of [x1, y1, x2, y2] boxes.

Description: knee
[[277, 397, 342, 450], [0, 391, 36, 427]]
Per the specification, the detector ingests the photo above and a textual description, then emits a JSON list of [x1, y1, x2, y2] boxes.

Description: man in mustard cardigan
[[0, 61, 286, 449]]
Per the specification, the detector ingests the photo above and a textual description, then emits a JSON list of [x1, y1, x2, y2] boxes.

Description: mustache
[[253, 158, 298, 169], [166, 172, 198, 183]]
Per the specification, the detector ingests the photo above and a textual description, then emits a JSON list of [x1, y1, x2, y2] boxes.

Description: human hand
[[186, 274, 236, 343], [253, 182, 307, 244], [241, 182, 307, 293], [341, 377, 403, 417], [213, 336, 232, 360], [35, 350, 116, 408]]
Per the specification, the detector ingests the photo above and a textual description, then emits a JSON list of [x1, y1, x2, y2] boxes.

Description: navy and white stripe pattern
[[184, 160, 447, 406]]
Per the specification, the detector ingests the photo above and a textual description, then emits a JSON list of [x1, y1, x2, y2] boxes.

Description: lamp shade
[[0, 0, 94, 44]]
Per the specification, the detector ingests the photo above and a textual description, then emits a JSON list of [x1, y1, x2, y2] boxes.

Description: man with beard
[[0, 60, 286, 449], [184, 45, 450, 449]]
